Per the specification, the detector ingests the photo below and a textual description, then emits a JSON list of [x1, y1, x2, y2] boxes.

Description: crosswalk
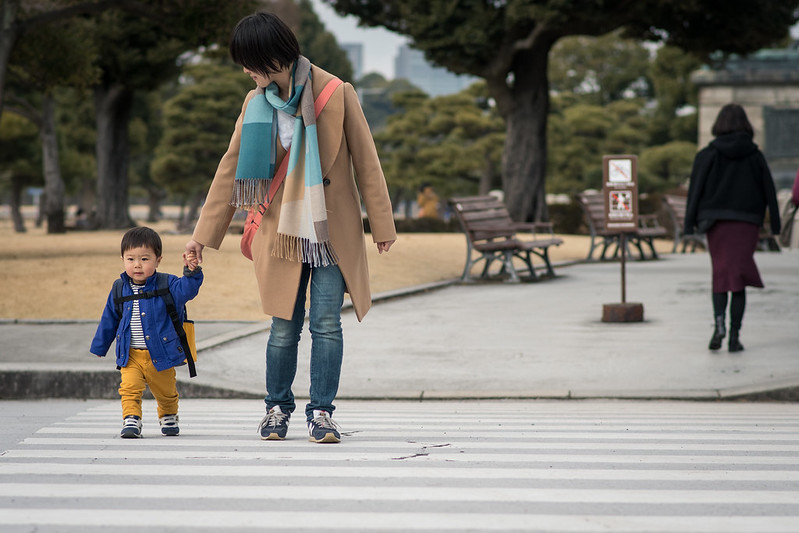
[[2, 399, 799, 532]]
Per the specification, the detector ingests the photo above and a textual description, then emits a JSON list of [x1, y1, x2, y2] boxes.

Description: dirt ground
[[0, 216, 675, 321]]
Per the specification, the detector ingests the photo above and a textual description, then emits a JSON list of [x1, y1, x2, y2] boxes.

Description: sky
[[309, 0, 408, 79]]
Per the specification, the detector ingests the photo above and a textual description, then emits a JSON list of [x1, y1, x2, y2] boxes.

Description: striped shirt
[[129, 282, 147, 349]]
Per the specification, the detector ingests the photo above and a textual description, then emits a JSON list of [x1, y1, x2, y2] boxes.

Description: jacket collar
[[119, 271, 159, 290]]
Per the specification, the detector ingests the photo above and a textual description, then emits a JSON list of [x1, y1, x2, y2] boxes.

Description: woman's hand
[[185, 240, 205, 265], [376, 240, 395, 254]]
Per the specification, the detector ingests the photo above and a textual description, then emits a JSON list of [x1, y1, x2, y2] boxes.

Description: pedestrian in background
[[417, 182, 441, 219], [793, 167, 799, 207], [684, 103, 780, 353], [184, 12, 396, 443], [778, 168, 799, 248]]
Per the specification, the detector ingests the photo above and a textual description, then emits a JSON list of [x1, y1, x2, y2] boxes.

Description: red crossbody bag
[[240, 77, 343, 260]]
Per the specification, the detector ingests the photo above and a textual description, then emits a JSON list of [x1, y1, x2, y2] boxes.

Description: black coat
[[685, 132, 781, 236]]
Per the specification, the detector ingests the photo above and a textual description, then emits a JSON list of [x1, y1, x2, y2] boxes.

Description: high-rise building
[[394, 45, 476, 97], [341, 43, 364, 81]]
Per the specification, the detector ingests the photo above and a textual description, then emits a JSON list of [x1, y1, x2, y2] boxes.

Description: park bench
[[662, 193, 780, 252], [662, 194, 707, 253], [576, 190, 667, 260], [449, 195, 563, 282]]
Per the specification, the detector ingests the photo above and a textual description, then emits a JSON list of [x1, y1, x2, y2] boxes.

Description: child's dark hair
[[121, 227, 162, 258], [229, 12, 300, 75]]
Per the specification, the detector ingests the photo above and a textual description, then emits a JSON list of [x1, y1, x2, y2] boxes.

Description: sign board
[[602, 155, 638, 233]]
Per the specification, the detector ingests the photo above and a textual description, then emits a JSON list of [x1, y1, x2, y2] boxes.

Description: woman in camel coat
[[185, 13, 396, 443]]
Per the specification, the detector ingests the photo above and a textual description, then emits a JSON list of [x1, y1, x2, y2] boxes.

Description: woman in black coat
[[684, 103, 781, 352]]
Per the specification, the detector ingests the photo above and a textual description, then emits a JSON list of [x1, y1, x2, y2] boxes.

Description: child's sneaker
[[307, 410, 340, 443], [259, 406, 290, 440], [159, 414, 179, 436], [120, 415, 141, 438]]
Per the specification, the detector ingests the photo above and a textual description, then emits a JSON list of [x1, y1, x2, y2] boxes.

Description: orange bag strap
[[252, 77, 343, 222]]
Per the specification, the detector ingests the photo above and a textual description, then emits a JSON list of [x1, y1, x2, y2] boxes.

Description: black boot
[[708, 315, 725, 350], [729, 329, 744, 353]]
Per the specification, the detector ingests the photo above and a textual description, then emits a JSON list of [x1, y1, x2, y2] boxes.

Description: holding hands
[[183, 248, 200, 271]]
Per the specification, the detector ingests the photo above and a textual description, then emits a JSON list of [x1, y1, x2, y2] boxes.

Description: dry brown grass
[[0, 215, 673, 321]]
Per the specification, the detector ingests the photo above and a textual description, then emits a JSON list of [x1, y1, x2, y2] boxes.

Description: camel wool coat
[[192, 66, 396, 322]]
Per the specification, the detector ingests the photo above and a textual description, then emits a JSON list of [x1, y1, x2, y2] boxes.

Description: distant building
[[341, 43, 363, 81], [692, 43, 799, 189], [393, 45, 476, 97]]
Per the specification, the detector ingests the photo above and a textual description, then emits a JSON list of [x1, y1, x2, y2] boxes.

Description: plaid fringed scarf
[[232, 56, 337, 267]]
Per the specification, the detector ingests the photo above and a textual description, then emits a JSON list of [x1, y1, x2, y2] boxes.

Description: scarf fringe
[[272, 232, 339, 267], [231, 179, 272, 209]]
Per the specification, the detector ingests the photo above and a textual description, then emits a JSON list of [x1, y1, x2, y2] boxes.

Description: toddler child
[[91, 227, 202, 438]]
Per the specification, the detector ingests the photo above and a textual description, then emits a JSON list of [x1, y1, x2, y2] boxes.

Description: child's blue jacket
[[90, 268, 203, 372]]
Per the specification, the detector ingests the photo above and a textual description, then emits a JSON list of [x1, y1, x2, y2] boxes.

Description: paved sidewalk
[[1, 251, 797, 400]]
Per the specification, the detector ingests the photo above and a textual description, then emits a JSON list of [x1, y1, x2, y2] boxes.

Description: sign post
[[601, 155, 644, 323]]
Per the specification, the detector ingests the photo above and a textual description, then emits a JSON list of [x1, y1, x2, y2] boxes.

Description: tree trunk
[[0, 0, 20, 116], [493, 46, 551, 223], [9, 174, 26, 232], [478, 149, 496, 195], [36, 191, 45, 227], [146, 185, 165, 222], [40, 93, 66, 233], [94, 83, 135, 229], [78, 177, 95, 219], [178, 190, 205, 232]]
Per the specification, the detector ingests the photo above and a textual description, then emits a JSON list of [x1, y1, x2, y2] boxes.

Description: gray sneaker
[[259, 406, 290, 440], [120, 415, 141, 438], [159, 414, 179, 436], [307, 410, 340, 443]]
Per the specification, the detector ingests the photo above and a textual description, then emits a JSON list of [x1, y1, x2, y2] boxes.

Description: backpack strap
[[112, 278, 125, 317], [112, 273, 196, 378], [156, 273, 196, 378]]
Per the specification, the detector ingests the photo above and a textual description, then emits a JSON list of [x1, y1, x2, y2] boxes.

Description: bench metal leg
[[514, 250, 537, 280], [586, 231, 598, 260], [502, 250, 520, 282], [646, 238, 659, 259], [480, 256, 495, 279], [540, 249, 555, 276], [631, 237, 646, 260], [600, 236, 618, 260]]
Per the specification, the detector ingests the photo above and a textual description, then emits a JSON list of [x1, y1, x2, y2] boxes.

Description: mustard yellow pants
[[119, 348, 178, 419]]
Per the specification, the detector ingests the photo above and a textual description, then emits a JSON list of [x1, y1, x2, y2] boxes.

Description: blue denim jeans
[[265, 264, 346, 422]]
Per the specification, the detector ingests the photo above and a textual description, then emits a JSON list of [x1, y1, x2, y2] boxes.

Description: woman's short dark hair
[[711, 103, 754, 138], [230, 12, 300, 75], [121, 227, 162, 258]]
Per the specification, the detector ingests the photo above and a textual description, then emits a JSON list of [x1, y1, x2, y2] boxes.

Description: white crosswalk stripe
[[1, 399, 799, 532]]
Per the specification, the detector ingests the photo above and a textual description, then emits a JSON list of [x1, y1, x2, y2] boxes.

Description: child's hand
[[183, 250, 199, 271]]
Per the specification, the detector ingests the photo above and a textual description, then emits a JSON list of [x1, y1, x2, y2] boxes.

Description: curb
[[4, 365, 798, 402]]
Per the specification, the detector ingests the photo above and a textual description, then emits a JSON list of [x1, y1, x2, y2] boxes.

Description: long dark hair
[[229, 12, 300, 75], [711, 103, 754, 138]]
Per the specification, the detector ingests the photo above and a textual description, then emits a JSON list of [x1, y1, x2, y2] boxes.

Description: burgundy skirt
[[706, 220, 763, 293]]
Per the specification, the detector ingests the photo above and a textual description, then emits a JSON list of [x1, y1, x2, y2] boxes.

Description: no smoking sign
[[602, 155, 638, 231]]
